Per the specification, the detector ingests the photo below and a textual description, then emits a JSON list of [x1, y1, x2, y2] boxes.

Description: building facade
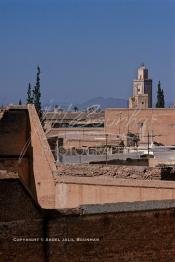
[[105, 108, 175, 146]]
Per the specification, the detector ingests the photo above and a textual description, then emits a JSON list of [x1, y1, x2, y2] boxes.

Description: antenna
[[143, 132, 162, 157]]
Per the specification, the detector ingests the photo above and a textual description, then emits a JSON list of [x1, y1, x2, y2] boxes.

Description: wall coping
[[53, 199, 175, 215], [54, 175, 175, 189], [79, 199, 175, 215], [105, 108, 175, 111]]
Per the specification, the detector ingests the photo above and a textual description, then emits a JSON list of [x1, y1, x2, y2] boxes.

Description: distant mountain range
[[43, 97, 174, 112], [43, 96, 128, 111], [78, 97, 128, 110]]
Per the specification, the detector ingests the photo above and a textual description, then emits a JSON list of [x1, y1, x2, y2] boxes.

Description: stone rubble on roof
[[56, 164, 161, 180]]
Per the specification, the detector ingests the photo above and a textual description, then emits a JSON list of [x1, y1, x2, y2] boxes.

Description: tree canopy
[[26, 66, 42, 120], [156, 81, 165, 108]]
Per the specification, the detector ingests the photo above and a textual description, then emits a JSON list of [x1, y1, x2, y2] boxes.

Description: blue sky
[[0, 0, 175, 106]]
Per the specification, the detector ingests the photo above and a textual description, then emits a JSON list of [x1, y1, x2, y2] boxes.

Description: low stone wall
[[54, 175, 175, 209]]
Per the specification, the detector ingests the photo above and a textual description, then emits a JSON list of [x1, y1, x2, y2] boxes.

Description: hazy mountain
[[79, 97, 128, 110], [166, 101, 175, 108], [43, 97, 128, 111]]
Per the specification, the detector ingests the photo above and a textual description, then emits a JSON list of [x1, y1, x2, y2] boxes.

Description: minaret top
[[137, 64, 148, 80]]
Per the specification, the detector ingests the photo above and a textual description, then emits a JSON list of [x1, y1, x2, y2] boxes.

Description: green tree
[[160, 88, 165, 108], [18, 99, 22, 105], [26, 83, 33, 104], [33, 66, 42, 119], [156, 81, 165, 108], [73, 106, 79, 112]]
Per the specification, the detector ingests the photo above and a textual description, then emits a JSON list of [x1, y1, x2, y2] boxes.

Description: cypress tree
[[33, 66, 42, 119], [73, 106, 78, 112], [160, 88, 165, 108], [26, 83, 33, 104], [18, 99, 22, 105], [156, 81, 165, 108]]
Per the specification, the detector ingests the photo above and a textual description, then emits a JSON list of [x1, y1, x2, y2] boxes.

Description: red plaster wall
[[105, 108, 175, 146]]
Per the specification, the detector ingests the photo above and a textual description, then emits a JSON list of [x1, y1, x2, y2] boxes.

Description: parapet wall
[[26, 105, 56, 208], [55, 175, 175, 208]]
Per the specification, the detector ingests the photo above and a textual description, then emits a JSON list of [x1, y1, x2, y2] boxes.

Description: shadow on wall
[[161, 167, 175, 181], [0, 108, 37, 200]]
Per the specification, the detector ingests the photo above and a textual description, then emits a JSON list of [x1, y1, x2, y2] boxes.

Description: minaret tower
[[129, 64, 152, 109]]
